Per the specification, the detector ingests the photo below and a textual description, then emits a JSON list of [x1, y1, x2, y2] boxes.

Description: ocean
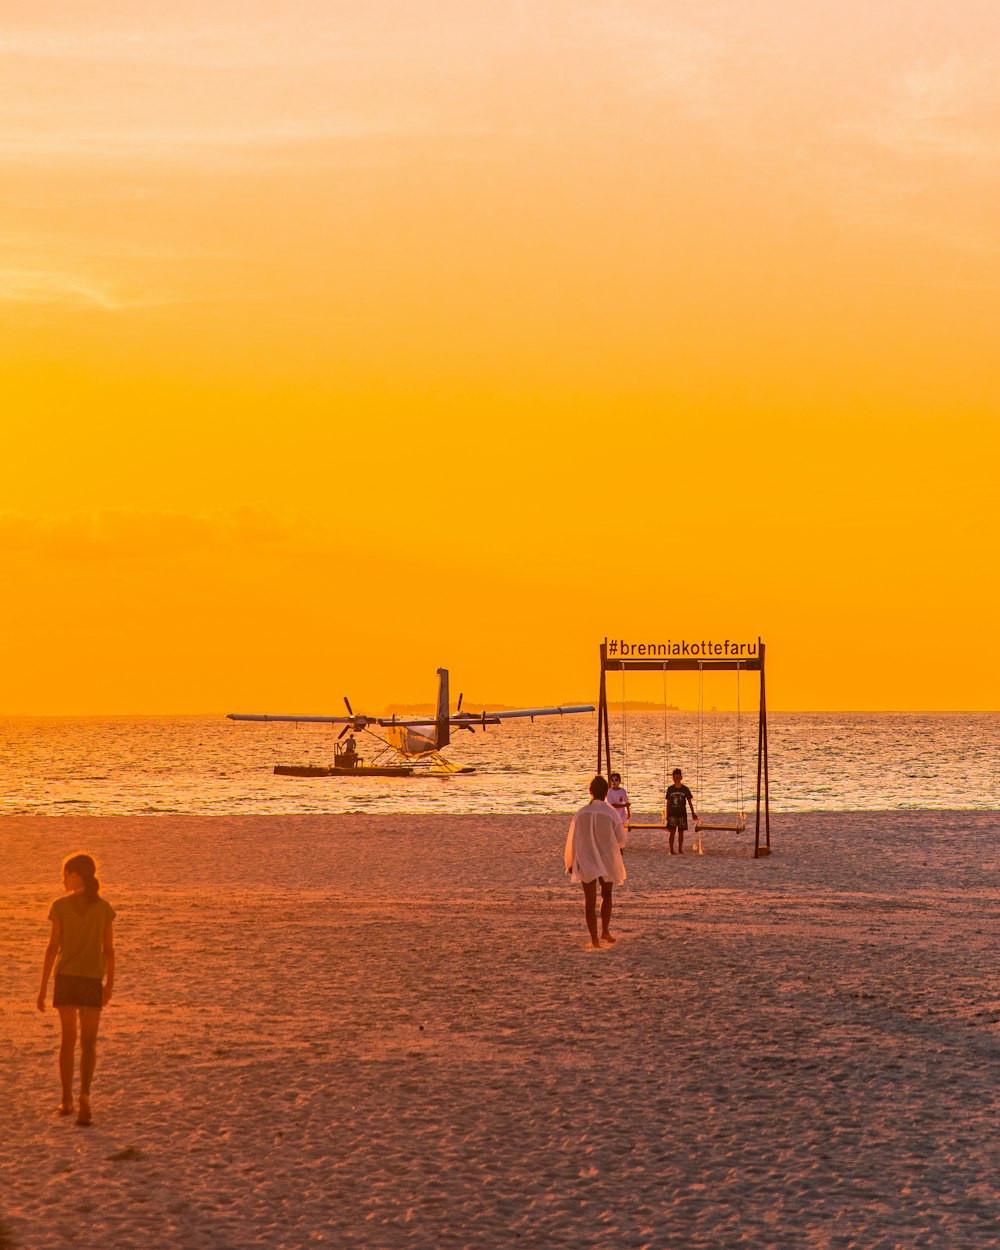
[[2, 712, 997, 816]]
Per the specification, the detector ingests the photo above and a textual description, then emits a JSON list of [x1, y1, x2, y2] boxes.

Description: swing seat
[[695, 813, 747, 834], [627, 806, 671, 831]]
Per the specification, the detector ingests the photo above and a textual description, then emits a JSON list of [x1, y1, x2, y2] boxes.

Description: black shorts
[[667, 817, 687, 832], [53, 974, 103, 1009]]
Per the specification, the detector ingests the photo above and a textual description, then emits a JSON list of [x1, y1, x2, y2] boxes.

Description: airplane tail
[[435, 667, 450, 749]]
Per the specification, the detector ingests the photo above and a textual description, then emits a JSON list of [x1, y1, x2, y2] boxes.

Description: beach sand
[[2, 811, 998, 1249]]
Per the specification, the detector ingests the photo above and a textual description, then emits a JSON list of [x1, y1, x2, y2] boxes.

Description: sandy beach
[[3, 811, 998, 1249]]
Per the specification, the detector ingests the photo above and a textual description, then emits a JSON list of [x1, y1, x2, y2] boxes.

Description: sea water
[[1, 713, 997, 816]]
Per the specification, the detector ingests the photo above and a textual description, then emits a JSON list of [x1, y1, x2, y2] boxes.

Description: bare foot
[[601, 931, 616, 944], [588, 941, 602, 950], [77, 1095, 92, 1127], [57, 1102, 74, 1116]]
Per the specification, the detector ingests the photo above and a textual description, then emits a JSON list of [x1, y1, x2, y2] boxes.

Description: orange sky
[[2, 1, 998, 713]]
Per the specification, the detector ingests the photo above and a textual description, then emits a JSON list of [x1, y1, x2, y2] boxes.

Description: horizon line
[[2, 708, 998, 718]]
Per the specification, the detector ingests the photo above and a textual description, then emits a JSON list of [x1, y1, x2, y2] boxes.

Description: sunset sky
[[3, 1, 998, 713]]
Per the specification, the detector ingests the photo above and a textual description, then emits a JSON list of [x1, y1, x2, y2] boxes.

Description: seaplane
[[228, 668, 594, 777]]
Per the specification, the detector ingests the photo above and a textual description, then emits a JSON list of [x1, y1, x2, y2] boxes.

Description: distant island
[[384, 701, 677, 714], [609, 701, 681, 712]]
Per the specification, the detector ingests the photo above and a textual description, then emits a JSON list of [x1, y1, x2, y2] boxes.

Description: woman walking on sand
[[37, 853, 116, 1126], [565, 776, 627, 949]]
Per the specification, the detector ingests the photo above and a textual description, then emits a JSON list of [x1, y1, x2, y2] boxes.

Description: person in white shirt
[[606, 773, 631, 832], [564, 775, 627, 949]]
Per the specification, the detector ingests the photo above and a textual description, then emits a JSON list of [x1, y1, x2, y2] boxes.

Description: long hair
[[63, 852, 101, 905]]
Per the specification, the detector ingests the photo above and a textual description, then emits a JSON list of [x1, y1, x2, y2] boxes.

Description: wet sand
[[2, 812, 998, 1249]]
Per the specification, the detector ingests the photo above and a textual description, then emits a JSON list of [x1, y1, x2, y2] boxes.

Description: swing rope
[[736, 662, 745, 819], [662, 666, 669, 798], [696, 662, 705, 816], [620, 665, 629, 790]]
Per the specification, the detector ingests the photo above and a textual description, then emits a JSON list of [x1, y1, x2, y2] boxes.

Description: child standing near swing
[[665, 768, 698, 854], [606, 772, 631, 831]]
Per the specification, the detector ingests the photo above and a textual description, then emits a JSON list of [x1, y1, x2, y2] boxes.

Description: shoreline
[[1, 806, 994, 824]]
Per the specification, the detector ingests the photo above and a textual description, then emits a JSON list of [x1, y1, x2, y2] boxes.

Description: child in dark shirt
[[665, 768, 698, 855]]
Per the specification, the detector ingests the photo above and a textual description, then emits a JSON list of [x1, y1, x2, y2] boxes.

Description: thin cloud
[[822, 53, 1000, 252], [840, 54, 1000, 162], [0, 24, 277, 69], [0, 14, 495, 71], [0, 20, 413, 71], [0, 115, 484, 170], [588, 5, 1000, 255], [0, 9, 571, 171], [0, 268, 125, 309], [0, 266, 212, 311], [0, 508, 292, 561], [586, 8, 733, 119]]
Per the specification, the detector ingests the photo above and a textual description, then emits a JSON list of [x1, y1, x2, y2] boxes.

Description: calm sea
[[1, 713, 997, 816]]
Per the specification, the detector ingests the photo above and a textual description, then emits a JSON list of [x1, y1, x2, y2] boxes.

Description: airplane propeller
[[453, 693, 494, 734], [455, 691, 477, 733], [338, 696, 369, 737]]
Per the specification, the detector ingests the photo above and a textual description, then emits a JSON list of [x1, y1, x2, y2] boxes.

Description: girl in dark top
[[37, 853, 116, 1126]]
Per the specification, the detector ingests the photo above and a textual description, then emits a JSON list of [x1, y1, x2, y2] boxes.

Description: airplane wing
[[374, 705, 595, 728], [228, 704, 594, 726], [227, 713, 373, 724], [226, 711, 493, 729], [448, 704, 594, 726], [473, 704, 594, 720], [228, 712, 468, 728]]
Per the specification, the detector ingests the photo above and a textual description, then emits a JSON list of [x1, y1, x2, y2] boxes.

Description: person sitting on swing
[[606, 773, 631, 833], [665, 768, 698, 855]]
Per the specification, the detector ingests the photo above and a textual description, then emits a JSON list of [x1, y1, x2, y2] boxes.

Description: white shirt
[[564, 799, 627, 885]]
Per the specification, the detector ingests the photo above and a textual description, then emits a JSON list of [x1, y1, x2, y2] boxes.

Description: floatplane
[[228, 668, 594, 777]]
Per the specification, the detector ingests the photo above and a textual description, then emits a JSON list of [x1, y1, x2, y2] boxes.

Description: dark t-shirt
[[666, 784, 693, 817]]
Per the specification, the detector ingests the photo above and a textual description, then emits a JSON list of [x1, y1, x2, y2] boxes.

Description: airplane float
[[228, 668, 594, 777]]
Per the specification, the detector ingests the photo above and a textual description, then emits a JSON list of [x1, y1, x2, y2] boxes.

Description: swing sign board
[[601, 636, 763, 672], [604, 637, 759, 661]]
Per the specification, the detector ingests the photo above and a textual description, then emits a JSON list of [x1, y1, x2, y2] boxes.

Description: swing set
[[596, 639, 771, 857]]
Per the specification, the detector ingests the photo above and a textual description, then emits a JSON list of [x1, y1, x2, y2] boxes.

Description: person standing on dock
[[564, 776, 627, 949]]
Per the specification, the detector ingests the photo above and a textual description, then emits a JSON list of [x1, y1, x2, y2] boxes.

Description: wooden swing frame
[[596, 640, 771, 857]]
